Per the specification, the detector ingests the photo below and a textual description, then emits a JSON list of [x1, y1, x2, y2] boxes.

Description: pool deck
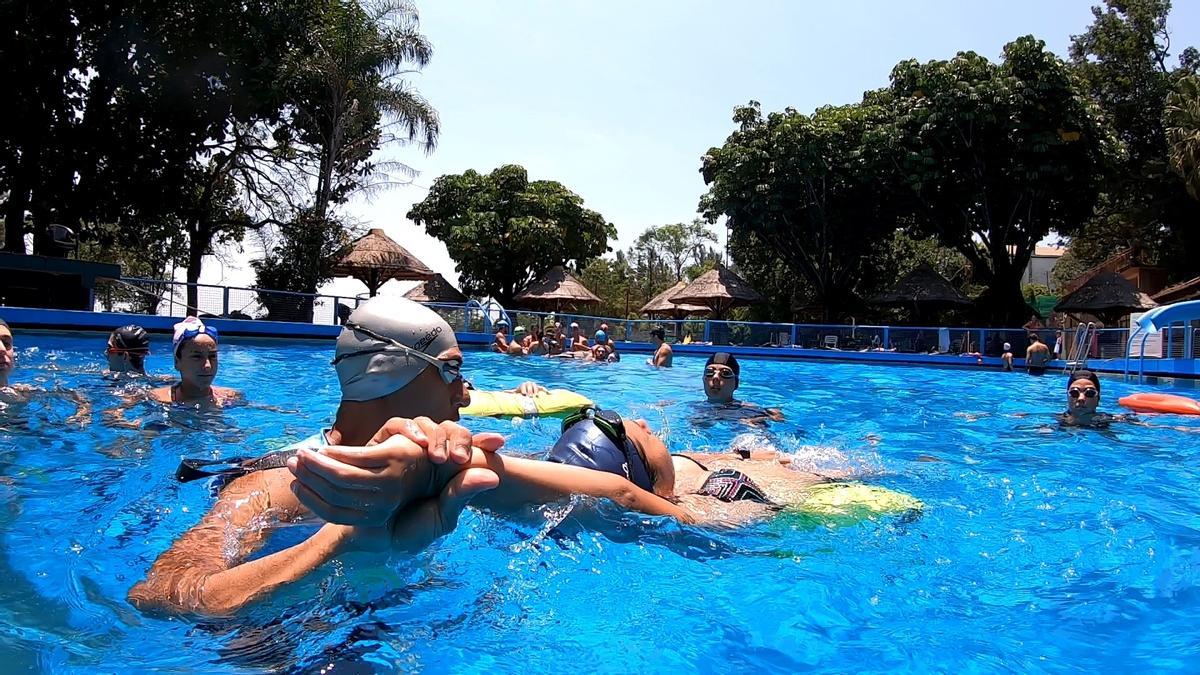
[[2, 305, 1195, 380]]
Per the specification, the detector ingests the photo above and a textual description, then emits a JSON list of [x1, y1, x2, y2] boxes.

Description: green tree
[[879, 36, 1109, 325], [251, 212, 353, 321], [1067, 0, 1200, 278], [701, 101, 893, 322], [1166, 74, 1200, 200], [408, 165, 615, 305], [580, 255, 638, 318], [635, 221, 717, 282]]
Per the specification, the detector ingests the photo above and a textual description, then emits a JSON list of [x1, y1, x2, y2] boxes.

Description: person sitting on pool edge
[[649, 327, 672, 367], [701, 352, 783, 426], [105, 324, 152, 377], [147, 317, 242, 406], [0, 317, 91, 424], [1026, 333, 1051, 375]]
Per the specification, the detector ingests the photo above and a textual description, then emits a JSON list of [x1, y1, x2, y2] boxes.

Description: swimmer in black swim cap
[[105, 324, 151, 375], [1059, 369, 1106, 427], [700, 352, 784, 425]]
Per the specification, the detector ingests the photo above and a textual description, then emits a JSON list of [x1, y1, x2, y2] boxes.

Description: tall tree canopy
[[1066, 0, 1199, 278], [1165, 74, 1200, 201], [701, 101, 893, 321], [879, 36, 1109, 324], [408, 165, 614, 305]]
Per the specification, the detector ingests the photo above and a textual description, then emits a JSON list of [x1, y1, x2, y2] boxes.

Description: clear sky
[[195, 0, 1200, 299]]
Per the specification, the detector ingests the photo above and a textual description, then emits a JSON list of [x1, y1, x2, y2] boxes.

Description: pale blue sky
[[199, 0, 1200, 298]]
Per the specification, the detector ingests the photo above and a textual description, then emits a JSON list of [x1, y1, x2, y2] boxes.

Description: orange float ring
[[1118, 393, 1200, 415]]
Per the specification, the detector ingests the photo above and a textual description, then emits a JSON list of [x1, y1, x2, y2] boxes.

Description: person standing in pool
[[104, 325, 153, 377], [0, 318, 92, 425], [1025, 333, 1051, 375], [1000, 342, 1014, 372], [569, 322, 589, 352], [148, 317, 241, 407], [492, 319, 510, 353], [649, 327, 673, 367], [701, 353, 783, 426]]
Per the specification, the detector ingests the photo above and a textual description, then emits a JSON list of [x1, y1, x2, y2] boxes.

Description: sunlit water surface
[[3, 333, 1200, 672]]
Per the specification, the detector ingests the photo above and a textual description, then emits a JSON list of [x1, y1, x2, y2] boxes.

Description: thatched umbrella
[[1055, 271, 1157, 325], [331, 228, 435, 296], [403, 273, 468, 304], [640, 281, 709, 318], [513, 266, 601, 311], [870, 263, 971, 322], [669, 265, 762, 319]]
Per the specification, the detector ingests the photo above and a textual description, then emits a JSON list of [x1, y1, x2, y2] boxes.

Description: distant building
[[1023, 245, 1064, 289]]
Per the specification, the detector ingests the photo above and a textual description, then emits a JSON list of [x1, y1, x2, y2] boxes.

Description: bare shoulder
[[214, 386, 243, 404], [148, 386, 173, 403]]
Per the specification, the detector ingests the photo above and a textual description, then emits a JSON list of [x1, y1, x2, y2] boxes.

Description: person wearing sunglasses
[[147, 317, 241, 406], [701, 353, 783, 426], [104, 324, 152, 377]]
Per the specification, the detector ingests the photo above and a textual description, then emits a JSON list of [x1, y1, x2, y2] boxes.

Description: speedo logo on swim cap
[[414, 326, 443, 353]]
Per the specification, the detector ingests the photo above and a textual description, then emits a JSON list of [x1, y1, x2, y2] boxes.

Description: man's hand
[[512, 381, 547, 397], [287, 418, 504, 526], [340, 467, 500, 554]]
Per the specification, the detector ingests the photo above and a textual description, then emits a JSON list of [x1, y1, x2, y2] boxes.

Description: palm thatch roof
[[1055, 271, 1157, 324], [640, 280, 709, 318], [403, 273, 468, 304], [331, 228, 435, 296], [669, 265, 762, 318], [870, 264, 972, 309], [513, 266, 601, 310]]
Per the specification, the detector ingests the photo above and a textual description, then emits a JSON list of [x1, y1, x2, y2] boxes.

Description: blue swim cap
[[594, 330, 607, 342], [547, 418, 653, 491]]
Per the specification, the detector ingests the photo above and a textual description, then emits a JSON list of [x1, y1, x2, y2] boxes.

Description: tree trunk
[[3, 180, 29, 253], [185, 222, 209, 312]]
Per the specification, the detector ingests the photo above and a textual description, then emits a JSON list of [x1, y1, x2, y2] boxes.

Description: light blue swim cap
[[594, 330, 607, 342]]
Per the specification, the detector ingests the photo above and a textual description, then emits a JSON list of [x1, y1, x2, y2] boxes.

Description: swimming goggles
[[175, 448, 298, 483], [561, 406, 628, 449], [106, 345, 148, 356], [704, 366, 737, 380], [174, 325, 220, 356], [1068, 387, 1098, 399], [332, 320, 462, 385]]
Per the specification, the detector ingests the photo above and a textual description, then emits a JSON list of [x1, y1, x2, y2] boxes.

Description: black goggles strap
[[175, 448, 299, 483]]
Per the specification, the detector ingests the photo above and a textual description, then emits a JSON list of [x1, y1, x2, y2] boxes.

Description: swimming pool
[[3, 332, 1200, 672]]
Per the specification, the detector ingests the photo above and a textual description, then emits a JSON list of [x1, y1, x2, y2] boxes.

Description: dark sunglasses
[[1068, 387, 1098, 399]]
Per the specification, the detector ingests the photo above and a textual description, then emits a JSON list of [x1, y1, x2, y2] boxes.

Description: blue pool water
[[3, 332, 1200, 672]]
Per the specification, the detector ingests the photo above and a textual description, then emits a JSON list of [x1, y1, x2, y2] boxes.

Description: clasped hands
[[286, 417, 502, 553]]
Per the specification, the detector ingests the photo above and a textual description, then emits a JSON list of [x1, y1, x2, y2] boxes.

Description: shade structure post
[[790, 324, 798, 346], [883, 326, 890, 349], [703, 320, 711, 343]]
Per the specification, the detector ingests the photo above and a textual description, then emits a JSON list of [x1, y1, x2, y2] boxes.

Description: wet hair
[[0, 317, 8, 330], [1029, 333, 1041, 342], [705, 352, 740, 377], [1068, 369, 1101, 392], [650, 327, 665, 341], [111, 324, 150, 369]]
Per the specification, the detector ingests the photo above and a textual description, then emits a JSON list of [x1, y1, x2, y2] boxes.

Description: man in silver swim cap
[[130, 296, 504, 616]]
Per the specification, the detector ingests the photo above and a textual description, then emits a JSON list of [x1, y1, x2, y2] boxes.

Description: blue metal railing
[[89, 276, 1197, 366]]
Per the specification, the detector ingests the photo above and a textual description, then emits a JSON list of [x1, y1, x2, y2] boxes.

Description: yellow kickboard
[[461, 388, 593, 419]]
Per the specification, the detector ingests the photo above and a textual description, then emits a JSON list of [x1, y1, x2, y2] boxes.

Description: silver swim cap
[[334, 297, 458, 402]]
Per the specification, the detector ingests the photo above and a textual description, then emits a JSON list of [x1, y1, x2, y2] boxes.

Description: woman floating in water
[[149, 317, 242, 407]]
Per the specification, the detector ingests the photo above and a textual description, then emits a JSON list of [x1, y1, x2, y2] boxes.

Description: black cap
[[111, 324, 150, 351], [1068, 369, 1100, 392], [650, 327, 665, 340], [705, 352, 740, 377]]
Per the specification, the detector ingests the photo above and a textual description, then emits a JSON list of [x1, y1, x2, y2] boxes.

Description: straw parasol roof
[[640, 280, 709, 318], [513, 265, 601, 310], [403, 273, 468, 304], [870, 264, 972, 310], [1054, 271, 1157, 325], [331, 228, 435, 296], [669, 264, 762, 319]]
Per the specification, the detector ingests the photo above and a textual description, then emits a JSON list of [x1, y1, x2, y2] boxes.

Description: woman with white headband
[[148, 317, 242, 406]]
